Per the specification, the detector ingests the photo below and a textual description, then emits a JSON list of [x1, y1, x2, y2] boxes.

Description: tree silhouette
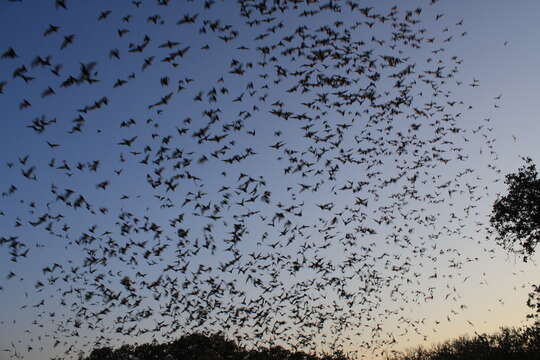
[[81, 333, 351, 360], [387, 326, 540, 360], [490, 157, 540, 324], [527, 284, 540, 326], [80, 330, 540, 360], [490, 157, 540, 262]]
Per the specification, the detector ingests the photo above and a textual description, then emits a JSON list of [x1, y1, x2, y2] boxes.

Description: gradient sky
[[1, 1, 540, 359]]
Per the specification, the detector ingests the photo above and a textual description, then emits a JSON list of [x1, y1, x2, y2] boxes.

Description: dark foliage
[[387, 325, 540, 360], [82, 333, 351, 360], [489, 157, 540, 331], [490, 157, 540, 262], [527, 285, 540, 325], [80, 328, 540, 360]]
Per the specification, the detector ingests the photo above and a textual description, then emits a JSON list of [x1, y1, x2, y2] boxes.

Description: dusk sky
[[1, 1, 540, 359]]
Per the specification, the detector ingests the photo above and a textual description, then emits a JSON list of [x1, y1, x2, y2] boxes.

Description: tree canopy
[[80, 333, 351, 360], [388, 326, 540, 360], [79, 329, 540, 360], [490, 157, 540, 262], [489, 157, 540, 324]]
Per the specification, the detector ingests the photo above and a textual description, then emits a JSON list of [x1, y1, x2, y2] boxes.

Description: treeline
[[80, 325, 540, 360], [388, 325, 540, 360], [81, 332, 350, 360]]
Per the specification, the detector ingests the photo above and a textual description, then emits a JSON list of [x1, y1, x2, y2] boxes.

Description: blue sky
[[1, 1, 540, 359]]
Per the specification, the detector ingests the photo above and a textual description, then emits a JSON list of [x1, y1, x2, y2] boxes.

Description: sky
[[0, 0, 540, 359]]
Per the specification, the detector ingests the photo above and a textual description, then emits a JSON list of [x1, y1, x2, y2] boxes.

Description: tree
[[82, 333, 350, 360], [387, 326, 540, 360], [490, 157, 540, 325], [527, 285, 540, 325], [490, 157, 540, 262]]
